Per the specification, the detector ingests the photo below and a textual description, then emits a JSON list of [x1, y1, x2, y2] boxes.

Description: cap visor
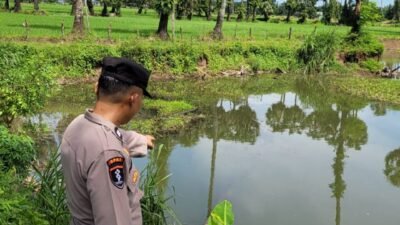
[[143, 89, 152, 98]]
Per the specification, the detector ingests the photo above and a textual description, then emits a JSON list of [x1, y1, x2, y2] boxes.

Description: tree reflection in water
[[266, 78, 369, 225], [204, 98, 260, 216], [130, 78, 384, 224], [384, 148, 400, 188], [153, 97, 261, 218]]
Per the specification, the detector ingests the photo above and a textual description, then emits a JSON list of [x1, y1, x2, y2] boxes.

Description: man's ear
[[128, 91, 139, 104], [94, 82, 100, 99], [94, 82, 98, 94]]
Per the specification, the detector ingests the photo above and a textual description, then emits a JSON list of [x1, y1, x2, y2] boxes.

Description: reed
[[140, 144, 181, 225]]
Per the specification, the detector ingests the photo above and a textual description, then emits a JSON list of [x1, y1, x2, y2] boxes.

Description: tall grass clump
[[296, 31, 339, 74], [140, 145, 180, 225], [33, 150, 69, 225]]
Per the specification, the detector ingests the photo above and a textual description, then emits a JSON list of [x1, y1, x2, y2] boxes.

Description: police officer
[[61, 57, 155, 225]]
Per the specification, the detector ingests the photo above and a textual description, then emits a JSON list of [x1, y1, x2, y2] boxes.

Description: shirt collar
[[84, 109, 123, 140]]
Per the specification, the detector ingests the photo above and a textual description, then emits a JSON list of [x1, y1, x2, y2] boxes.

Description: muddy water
[[33, 78, 400, 225]]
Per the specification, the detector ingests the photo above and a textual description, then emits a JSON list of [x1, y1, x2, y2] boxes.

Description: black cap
[[100, 57, 152, 98]]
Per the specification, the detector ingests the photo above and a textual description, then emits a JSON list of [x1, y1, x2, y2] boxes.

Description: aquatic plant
[[140, 144, 180, 225], [207, 200, 234, 225]]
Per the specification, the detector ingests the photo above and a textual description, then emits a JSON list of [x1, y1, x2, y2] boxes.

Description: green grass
[[0, 3, 373, 41], [1, 3, 399, 41]]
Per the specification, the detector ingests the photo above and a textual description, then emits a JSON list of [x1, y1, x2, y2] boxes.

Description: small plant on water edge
[[296, 31, 339, 75], [140, 144, 181, 225]]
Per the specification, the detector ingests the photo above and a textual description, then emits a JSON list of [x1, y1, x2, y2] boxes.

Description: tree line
[[2, 0, 400, 38]]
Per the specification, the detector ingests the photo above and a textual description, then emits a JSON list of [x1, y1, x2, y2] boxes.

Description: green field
[[1, 3, 399, 41]]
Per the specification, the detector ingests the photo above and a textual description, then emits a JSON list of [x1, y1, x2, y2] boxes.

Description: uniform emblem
[[115, 127, 123, 139], [133, 170, 139, 184], [107, 157, 125, 189]]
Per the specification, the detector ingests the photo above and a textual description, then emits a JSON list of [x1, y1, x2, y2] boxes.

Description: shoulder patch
[[107, 157, 125, 189]]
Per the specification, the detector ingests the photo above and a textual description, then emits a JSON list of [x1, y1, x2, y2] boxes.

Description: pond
[[32, 77, 400, 225]]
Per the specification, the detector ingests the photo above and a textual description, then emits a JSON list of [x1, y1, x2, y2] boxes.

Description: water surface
[[33, 78, 400, 225]]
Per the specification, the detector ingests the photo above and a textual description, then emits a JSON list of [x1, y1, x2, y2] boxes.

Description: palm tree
[[384, 148, 400, 187], [155, 0, 174, 39], [34, 0, 39, 12], [211, 0, 227, 39], [285, 0, 297, 22], [351, 0, 362, 33], [5, 0, 9, 10], [13, 0, 21, 12], [72, 0, 85, 34]]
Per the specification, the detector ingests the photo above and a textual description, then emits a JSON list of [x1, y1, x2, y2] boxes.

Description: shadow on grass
[[365, 28, 400, 36], [92, 27, 157, 36], [6, 23, 157, 36], [7, 24, 66, 30]]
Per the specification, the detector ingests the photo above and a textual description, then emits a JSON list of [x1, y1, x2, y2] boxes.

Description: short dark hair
[[97, 75, 136, 103]]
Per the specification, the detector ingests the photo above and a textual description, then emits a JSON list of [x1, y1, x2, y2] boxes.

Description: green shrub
[[42, 44, 119, 77], [120, 41, 296, 75], [0, 44, 56, 126], [0, 125, 35, 174], [360, 58, 382, 73], [342, 32, 384, 62], [0, 165, 48, 225], [296, 31, 339, 74]]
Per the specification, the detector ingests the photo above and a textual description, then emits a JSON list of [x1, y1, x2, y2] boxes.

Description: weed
[[296, 31, 339, 74], [33, 150, 70, 225]]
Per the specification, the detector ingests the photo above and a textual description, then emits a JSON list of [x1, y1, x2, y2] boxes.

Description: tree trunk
[[252, 5, 256, 22], [212, 0, 227, 39], [394, 0, 400, 21], [33, 0, 39, 12], [246, 0, 250, 21], [263, 12, 269, 21], [5, 0, 9, 10], [71, 0, 77, 15], [13, 0, 21, 12], [351, 0, 361, 33], [207, 0, 212, 20], [137, 0, 145, 14], [157, 12, 169, 39], [72, 0, 85, 34], [226, 0, 232, 21], [87, 0, 95, 16], [101, 2, 108, 16], [286, 8, 291, 22], [187, 0, 193, 20]]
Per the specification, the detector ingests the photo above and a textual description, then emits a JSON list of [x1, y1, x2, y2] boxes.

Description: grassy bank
[[1, 40, 299, 78]]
